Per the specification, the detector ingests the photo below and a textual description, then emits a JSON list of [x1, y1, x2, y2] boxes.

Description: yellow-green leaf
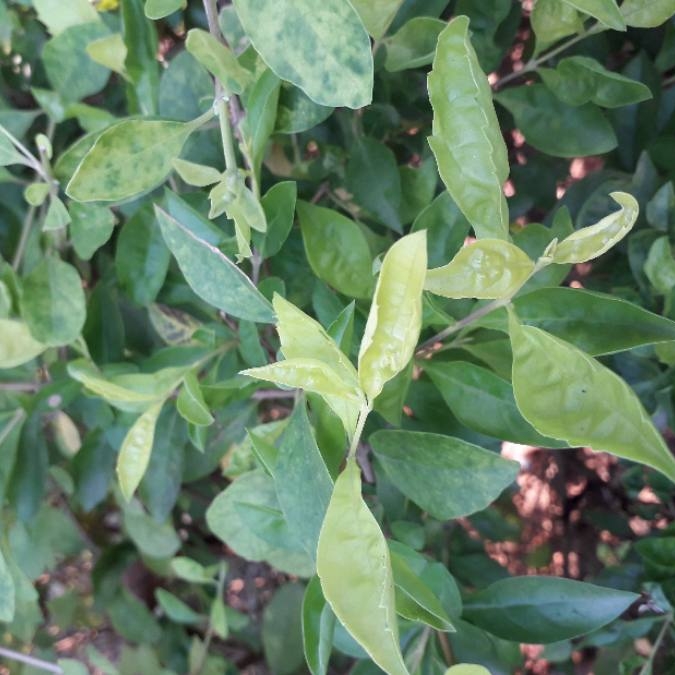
[[317, 460, 408, 675], [0, 319, 46, 369], [561, 0, 626, 30], [552, 192, 638, 264], [425, 240, 534, 299], [508, 311, 675, 483], [176, 372, 214, 426], [117, 401, 163, 501], [358, 231, 426, 402], [445, 666, 491, 675], [172, 158, 221, 187], [620, 0, 675, 27], [351, 0, 405, 39], [428, 16, 510, 240]]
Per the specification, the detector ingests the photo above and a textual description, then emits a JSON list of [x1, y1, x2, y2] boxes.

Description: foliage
[[1, 0, 675, 673]]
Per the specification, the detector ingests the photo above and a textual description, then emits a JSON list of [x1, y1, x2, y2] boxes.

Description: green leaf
[[124, 499, 181, 558], [561, 0, 625, 30], [233, 0, 372, 108], [426, 361, 568, 448], [383, 17, 446, 72], [69, 203, 116, 260], [117, 401, 163, 501], [370, 430, 519, 519], [155, 206, 274, 323], [635, 536, 675, 579], [425, 240, 534, 300], [359, 231, 426, 402], [0, 548, 15, 622], [155, 589, 202, 624], [257, 181, 297, 258], [351, 0, 404, 38], [531, 0, 584, 51], [262, 584, 306, 675], [159, 51, 212, 122], [24, 183, 50, 207], [390, 550, 454, 631], [177, 372, 214, 426], [145, 0, 186, 20], [275, 85, 333, 134], [302, 577, 336, 675], [620, 0, 675, 27], [116, 203, 171, 306], [317, 459, 408, 675], [495, 84, 617, 158], [445, 667, 491, 675], [0, 319, 46, 369], [185, 28, 250, 94], [21, 257, 86, 346], [43, 196, 71, 231], [171, 557, 214, 584], [508, 311, 675, 483], [552, 192, 638, 263], [67, 118, 200, 202], [346, 137, 402, 232], [539, 56, 652, 108], [297, 201, 374, 300], [273, 403, 333, 558], [43, 22, 112, 103], [0, 133, 28, 167], [210, 596, 228, 638], [86, 33, 128, 76], [172, 158, 222, 187], [428, 16, 509, 240], [33, 0, 99, 35], [206, 470, 315, 577], [645, 236, 675, 294], [463, 576, 638, 643]]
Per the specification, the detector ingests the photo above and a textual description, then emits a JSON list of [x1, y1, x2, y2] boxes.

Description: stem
[[190, 563, 227, 675], [638, 614, 672, 675], [0, 126, 49, 182], [216, 96, 237, 171], [417, 297, 510, 353], [0, 647, 62, 674], [348, 403, 371, 460], [11, 205, 36, 272], [494, 22, 606, 89]]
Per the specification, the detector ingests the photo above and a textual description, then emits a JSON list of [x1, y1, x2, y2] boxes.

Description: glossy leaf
[[358, 231, 426, 402], [232, 0, 373, 109], [185, 28, 250, 95], [495, 84, 617, 158], [317, 459, 408, 675], [371, 430, 519, 519], [67, 118, 199, 202], [552, 192, 638, 263], [426, 361, 568, 448], [155, 206, 275, 323], [539, 56, 652, 108], [428, 16, 509, 240], [21, 257, 86, 346], [145, 0, 186, 20], [531, 0, 584, 50], [177, 372, 214, 426], [273, 403, 333, 558], [508, 311, 675, 482], [297, 201, 374, 299], [425, 240, 534, 299], [117, 401, 163, 501], [302, 577, 336, 675], [620, 0, 675, 27], [384, 17, 446, 72], [0, 319, 46, 369], [561, 0, 625, 30], [645, 236, 675, 294], [463, 576, 638, 643]]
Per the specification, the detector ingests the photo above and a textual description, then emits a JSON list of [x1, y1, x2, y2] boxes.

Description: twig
[[0, 647, 63, 674], [12, 205, 36, 272], [638, 614, 673, 675]]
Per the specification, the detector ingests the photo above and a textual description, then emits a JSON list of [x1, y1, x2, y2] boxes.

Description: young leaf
[[426, 361, 568, 448], [297, 201, 374, 299], [508, 311, 675, 483], [155, 588, 202, 624], [21, 257, 86, 346], [561, 0, 626, 30], [428, 16, 510, 240], [358, 231, 426, 402], [425, 240, 534, 299], [383, 17, 446, 72], [463, 576, 638, 643], [33, 0, 99, 35], [155, 206, 274, 323], [185, 28, 250, 94], [620, 0, 675, 27], [172, 158, 221, 187], [552, 192, 638, 263], [531, 0, 584, 51], [176, 372, 214, 426], [445, 667, 491, 675], [232, 0, 373, 109], [67, 118, 200, 202], [645, 236, 675, 294], [370, 430, 520, 519], [117, 401, 163, 501], [69, 203, 116, 260], [0, 319, 46, 369], [316, 459, 408, 675], [145, 0, 187, 21], [302, 577, 336, 675]]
